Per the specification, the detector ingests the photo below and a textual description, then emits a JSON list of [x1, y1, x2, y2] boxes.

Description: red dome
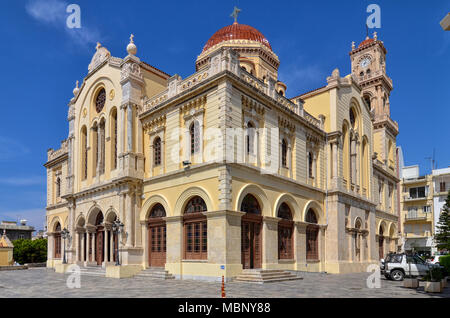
[[359, 37, 375, 48], [202, 23, 272, 53]]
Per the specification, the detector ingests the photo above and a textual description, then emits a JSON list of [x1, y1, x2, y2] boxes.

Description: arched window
[[81, 126, 88, 180], [95, 88, 106, 113], [282, 139, 288, 168], [99, 120, 105, 175], [95, 213, 104, 226], [355, 219, 362, 260], [190, 121, 200, 155], [56, 177, 61, 198], [350, 108, 356, 128], [149, 204, 166, 218], [278, 203, 293, 259], [366, 69, 371, 75], [54, 222, 61, 259], [306, 209, 319, 261], [153, 137, 161, 166], [92, 124, 98, 177], [363, 95, 371, 110], [184, 196, 207, 260], [246, 122, 255, 155], [240, 194, 261, 214], [308, 152, 314, 178], [110, 109, 118, 170]]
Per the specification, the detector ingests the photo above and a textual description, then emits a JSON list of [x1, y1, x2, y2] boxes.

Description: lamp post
[[61, 228, 69, 264], [112, 219, 124, 266]]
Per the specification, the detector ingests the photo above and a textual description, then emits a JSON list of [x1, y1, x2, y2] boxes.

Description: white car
[[380, 253, 430, 281], [427, 255, 445, 265]]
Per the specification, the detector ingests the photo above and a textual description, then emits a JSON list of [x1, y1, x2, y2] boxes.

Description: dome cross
[[230, 6, 241, 24]]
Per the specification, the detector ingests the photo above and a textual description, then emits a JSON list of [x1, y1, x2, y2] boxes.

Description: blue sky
[[0, 0, 448, 230]]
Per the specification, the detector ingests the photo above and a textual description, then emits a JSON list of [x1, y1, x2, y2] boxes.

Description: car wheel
[[390, 270, 404, 281]]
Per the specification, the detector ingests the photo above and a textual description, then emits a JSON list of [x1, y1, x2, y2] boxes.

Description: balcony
[[405, 232, 432, 239], [403, 195, 428, 202], [405, 212, 432, 222]]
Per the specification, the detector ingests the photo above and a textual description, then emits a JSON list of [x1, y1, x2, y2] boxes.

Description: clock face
[[360, 57, 371, 69]]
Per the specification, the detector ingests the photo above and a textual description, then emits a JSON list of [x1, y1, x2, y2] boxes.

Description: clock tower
[[350, 32, 395, 124], [350, 32, 399, 176]]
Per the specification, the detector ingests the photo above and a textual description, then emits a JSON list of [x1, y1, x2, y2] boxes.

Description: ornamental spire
[[127, 33, 137, 56], [230, 6, 241, 24]]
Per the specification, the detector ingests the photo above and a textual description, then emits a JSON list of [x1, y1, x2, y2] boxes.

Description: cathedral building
[[45, 16, 400, 280]]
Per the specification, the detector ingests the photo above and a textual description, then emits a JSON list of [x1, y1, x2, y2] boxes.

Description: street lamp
[[112, 219, 124, 266], [61, 228, 70, 264]]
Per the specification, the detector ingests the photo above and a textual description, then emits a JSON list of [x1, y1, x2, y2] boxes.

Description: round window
[[95, 88, 106, 113]]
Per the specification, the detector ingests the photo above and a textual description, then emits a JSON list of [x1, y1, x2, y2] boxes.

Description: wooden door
[[96, 229, 104, 266], [379, 236, 384, 260], [148, 223, 166, 267], [54, 233, 61, 259], [241, 219, 262, 269]]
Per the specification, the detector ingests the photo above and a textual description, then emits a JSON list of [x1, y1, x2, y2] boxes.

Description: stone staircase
[[234, 269, 303, 284], [76, 266, 106, 277], [134, 267, 175, 280]]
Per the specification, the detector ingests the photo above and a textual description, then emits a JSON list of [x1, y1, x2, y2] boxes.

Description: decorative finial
[[231, 6, 241, 24], [127, 33, 137, 56], [352, 41, 355, 50], [373, 31, 378, 41], [96, 42, 101, 51], [73, 80, 80, 97]]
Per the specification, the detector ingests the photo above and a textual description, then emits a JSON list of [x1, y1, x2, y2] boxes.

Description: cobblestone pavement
[[0, 268, 449, 298]]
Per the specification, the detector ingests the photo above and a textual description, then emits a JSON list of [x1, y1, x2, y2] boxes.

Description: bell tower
[[350, 32, 399, 173], [350, 32, 393, 122]]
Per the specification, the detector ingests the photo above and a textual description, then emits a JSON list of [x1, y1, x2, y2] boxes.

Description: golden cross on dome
[[130, 34, 135, 44], [231, 6, 241, 24]]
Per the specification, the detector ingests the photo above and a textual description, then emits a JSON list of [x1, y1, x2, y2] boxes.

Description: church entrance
[[240, 194, 262, 269], [148, 204, 166, 267], [95, 213, 104, 266]]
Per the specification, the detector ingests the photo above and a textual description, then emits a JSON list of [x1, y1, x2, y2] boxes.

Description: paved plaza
[[0, 268, 449, 298]]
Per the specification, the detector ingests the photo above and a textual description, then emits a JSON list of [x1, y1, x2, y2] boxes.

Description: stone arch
[[86, 204, 104, 226], [235, 184, 270, 217], [354, 217, 363, 229], [75, 214, 86, 229], [302, 200, 324, 224], [377, 220, 387, 236], [141, 194, 171, 221], [388, 222, 397, 238], [174, 187, 213, 216], [49, 216, 63, 233], [273, 193, 300, 221], [104, 207, 119, 223]]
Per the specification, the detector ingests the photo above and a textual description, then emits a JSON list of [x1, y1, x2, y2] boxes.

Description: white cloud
[[0, 137, 30, 161], [0, 176, 45, 186], [25, 0, 102, 49]]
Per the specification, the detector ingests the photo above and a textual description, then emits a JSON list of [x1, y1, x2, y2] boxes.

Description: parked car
[[427, 255, 444, 265], [380, 253, 430, 281]]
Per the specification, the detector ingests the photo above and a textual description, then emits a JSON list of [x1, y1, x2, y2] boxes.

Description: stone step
[[234, 269, 303, 284], [134, 268, 175, 280]]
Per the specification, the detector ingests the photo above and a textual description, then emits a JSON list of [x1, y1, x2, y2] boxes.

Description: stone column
[[80, 232, 85, 263], [262, 217, 279, 269], [96, 125, 101, 178], [165, 216, 183, 279], [119, 105, 126, 169], [127, 105, 133, 152], [109, 230, 114, 262], [294, 223, 307, 271], [47, 233, 54, 263], [125, 189, 134, 247]]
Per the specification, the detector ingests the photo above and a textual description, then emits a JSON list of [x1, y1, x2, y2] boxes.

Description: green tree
[[13, 238, 47, 265], [434, 191, 450, 252]]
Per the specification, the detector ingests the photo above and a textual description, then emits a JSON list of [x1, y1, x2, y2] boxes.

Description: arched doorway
[[278, 203, 294, 259], [148, 203, 167, 267], [94, 212, 104, 266], [54, 222, 62, 259], [306, 209, 319, 261], [379, 226, 384, 260], [241, 194, 262, 269]]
